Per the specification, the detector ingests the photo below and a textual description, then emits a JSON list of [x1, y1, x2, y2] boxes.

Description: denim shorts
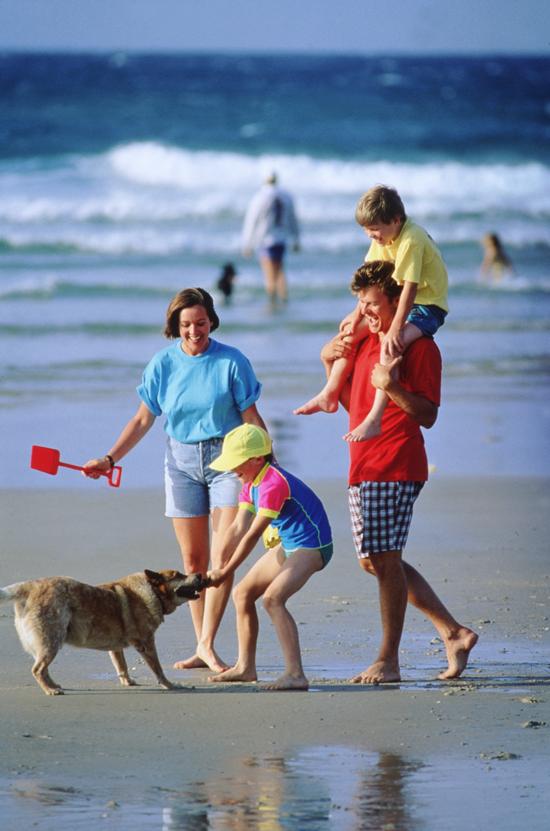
[[164, 436, 240, 518], [407, 304, 447, 337]]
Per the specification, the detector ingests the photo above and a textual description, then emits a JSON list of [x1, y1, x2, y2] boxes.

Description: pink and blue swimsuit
[[239, 462, 333, 567]]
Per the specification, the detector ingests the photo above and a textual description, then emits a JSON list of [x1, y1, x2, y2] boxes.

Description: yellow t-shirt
[[365, 219, 449, 312]]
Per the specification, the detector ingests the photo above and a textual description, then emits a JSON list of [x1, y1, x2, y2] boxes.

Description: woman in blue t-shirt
[[84, 287, 267, 674]]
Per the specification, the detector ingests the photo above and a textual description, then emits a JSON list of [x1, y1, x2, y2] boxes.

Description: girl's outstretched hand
[[206, 569, 227, 587]]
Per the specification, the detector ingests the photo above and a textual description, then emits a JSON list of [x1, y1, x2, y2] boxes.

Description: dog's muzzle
[[175, 573, 209, 600]]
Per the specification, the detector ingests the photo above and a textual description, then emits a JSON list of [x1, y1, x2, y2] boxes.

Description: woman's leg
[[171, 515, 224, 672], [192, 505, 238, 671]]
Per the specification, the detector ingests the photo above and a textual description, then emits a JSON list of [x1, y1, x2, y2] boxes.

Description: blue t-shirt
[[137, 338, 262, 443], [239, 463, 332, 552]]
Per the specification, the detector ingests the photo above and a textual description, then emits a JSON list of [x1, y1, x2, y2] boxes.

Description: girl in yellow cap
[[207, 424, 332, 690]]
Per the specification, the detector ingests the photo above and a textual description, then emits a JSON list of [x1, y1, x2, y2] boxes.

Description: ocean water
[[1, 53, 549, 488]]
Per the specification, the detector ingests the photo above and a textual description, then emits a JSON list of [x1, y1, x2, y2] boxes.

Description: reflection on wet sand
[[162, 747, 423, 830]]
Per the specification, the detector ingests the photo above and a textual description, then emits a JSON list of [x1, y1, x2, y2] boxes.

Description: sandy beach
[[1, 476, 549, 829]]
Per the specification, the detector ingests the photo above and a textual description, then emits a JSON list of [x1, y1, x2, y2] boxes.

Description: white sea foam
[[1, 143, 549, 254]]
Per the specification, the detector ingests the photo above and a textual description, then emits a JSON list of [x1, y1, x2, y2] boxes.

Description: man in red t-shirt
[[320, 261, 477, 684]]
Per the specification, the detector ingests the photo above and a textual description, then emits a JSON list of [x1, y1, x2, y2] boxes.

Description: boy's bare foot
[[438, 628, 479, 680], [263, 673, 309, 691], [174, 644, 229, 674], [351, 659, 401, 685], [293, 390, 339, 416], [343, 417, 382, 443], [208, 665, 257, 683]]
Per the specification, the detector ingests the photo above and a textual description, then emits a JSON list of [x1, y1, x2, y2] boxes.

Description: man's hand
[[371, 356, 402, 391], [320, 333, 356, 365]]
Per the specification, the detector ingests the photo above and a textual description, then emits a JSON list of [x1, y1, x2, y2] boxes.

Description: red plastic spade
[[30, 445, 122, 488]]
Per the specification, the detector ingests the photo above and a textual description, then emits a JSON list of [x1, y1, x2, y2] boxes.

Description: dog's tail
[[0, 583, 26, 604]]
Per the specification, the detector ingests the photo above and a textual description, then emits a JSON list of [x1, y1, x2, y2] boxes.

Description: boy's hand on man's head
[[382, 325, 405, 360]]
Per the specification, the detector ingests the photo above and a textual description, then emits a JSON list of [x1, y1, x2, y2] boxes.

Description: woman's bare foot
[[343, 416, 382, 443], [351, 659, 401, 685], [263, 672, 309, 691], [173, 644, 229, 674], [293, 389, 339, 415], [208, 664, 257, 683], [438, 628, 479, 680]]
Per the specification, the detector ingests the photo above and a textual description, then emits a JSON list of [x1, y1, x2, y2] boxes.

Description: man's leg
[[352, 550, 407, 684], [356, 556, 478, 679], [401, 561, 478, 679]]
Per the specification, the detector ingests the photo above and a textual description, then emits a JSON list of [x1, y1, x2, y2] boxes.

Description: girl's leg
[[209, 547, 285, 683], [261, 549, 323, 690]]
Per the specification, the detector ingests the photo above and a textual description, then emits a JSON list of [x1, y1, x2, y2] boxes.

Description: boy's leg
[[344, 322, 422, 442], [294, 356, 352, 415], [351, 550, 407, 684], [294, 318, 370, 416], [261, 548, 324, 690], [208, 547, 284, 683]]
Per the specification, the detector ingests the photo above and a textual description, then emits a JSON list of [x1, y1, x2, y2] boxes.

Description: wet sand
[[1, 478, 549, 829]]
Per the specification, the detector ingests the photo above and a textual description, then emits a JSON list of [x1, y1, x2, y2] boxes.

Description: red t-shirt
[[348, 336, 442, 484]]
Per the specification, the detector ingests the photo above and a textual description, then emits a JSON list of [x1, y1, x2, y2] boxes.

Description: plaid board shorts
[[348, 481, 424, 557]]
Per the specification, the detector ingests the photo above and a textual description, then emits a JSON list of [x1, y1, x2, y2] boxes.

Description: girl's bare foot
[[438, 628, 478, 679], [294, 390, 339, 415], [174, 644, 229, 674], [351, 659, 401, 685], [263, 672, 309, 691], [208, 665, 257, 683]]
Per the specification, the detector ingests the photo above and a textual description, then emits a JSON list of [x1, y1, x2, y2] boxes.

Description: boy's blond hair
[[355, 185, 406, 227]]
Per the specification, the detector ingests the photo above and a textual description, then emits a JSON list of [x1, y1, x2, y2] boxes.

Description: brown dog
[[0, 568, 205, 695]]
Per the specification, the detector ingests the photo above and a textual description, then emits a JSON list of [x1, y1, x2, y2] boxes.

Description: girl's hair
[[164, 288, 220, 338], [349, 261, 402, 301], [355, 185, 406, 226]]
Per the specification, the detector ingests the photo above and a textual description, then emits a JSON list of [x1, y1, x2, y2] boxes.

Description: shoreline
[[1, 477, 549, 828]]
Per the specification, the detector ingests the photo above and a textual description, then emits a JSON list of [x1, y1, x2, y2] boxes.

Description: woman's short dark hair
[[164, 288, 220, 338]]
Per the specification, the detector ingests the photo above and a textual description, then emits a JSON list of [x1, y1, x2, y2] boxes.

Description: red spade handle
[[60, 461, 122, 488]]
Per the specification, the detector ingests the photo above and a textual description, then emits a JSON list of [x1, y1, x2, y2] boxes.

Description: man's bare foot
[[263, 672, 309, 691], [438, 628, 479, 680], [208, 665, 257, 683], [351, 659, 401, 685], [343, 417, 382, 443], [293, 390, 339, 416], [174, 644, 229, 674]]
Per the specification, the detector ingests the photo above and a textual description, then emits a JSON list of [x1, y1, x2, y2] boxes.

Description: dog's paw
[[45, 688, 64, 696]]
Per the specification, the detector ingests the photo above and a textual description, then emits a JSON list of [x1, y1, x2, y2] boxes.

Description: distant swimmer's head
[[265, 171, 278, 185]]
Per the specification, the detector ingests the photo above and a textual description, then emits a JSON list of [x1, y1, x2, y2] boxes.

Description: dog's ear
[[144, 569, 163, 585]]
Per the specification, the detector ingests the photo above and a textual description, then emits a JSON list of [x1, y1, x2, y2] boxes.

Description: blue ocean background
[[1, 53, 549, 487]]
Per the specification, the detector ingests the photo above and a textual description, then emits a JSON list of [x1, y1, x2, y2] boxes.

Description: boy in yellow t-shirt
[[294, 185, 448, 442]]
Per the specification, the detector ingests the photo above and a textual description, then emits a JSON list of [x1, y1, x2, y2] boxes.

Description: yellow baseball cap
[[210, 424, 272, 471]]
